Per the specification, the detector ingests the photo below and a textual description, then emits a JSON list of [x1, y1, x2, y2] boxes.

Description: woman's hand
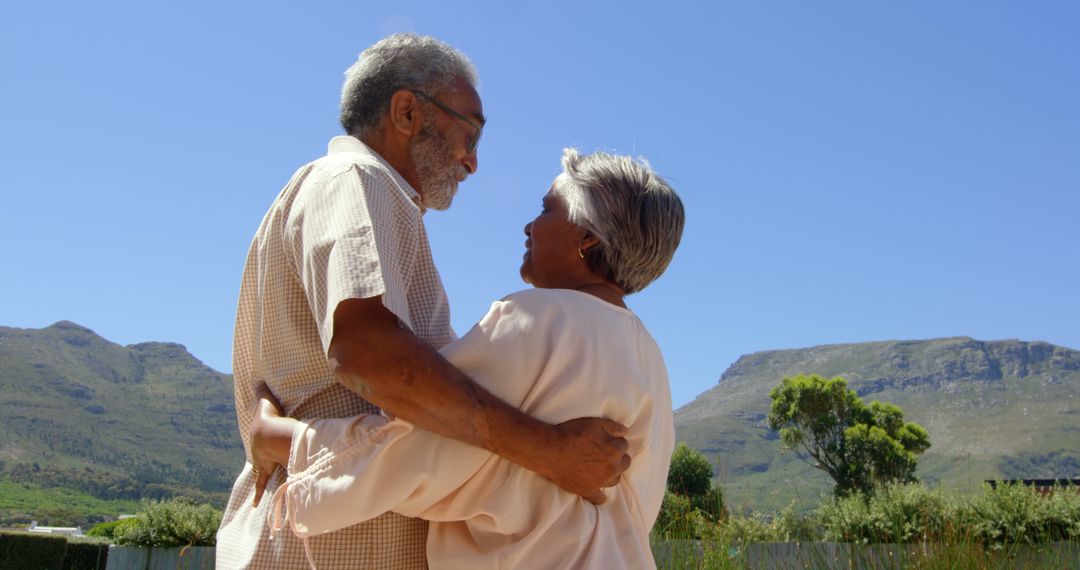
[[250, 382, 298, 507]]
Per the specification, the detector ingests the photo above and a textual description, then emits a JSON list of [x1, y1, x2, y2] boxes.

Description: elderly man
[[215, 34, 630, 569]]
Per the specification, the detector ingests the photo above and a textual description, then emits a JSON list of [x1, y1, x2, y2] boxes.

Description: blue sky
[[2, 1, 1077, 408]]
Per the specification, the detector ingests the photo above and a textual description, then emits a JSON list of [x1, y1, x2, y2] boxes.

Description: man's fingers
[[598, 418, 628, 438], [599, 453, 632, 488], [583, 490, 608, 505]]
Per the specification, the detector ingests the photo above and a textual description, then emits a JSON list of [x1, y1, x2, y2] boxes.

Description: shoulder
[[501, 288, 637, 317], [499, 287, 568, 306], [468, 289, 566, 335], [289, 154, 415, 223], [282, 138, 390, 189], [493, 288, 580, 317], [307, 150, 389, 186], [483, 288, 636, 332]]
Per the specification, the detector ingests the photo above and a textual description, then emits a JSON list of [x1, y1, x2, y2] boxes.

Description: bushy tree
[[768, 374, 930, 496], [667, 442, 713, 496], [655, 443, 725, 536], [86, 519, 127, 539]]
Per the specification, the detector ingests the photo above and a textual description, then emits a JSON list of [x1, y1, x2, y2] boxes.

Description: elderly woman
[[254, 148, 685, 569]]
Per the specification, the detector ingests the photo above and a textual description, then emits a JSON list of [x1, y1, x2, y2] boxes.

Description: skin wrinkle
[[337, 315, 487, 426]]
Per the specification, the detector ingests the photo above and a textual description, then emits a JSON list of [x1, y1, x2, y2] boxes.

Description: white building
[[27, 521, 84, 537]]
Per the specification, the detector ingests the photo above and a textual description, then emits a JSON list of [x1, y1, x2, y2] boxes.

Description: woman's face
[[520, 188, 590, 289]]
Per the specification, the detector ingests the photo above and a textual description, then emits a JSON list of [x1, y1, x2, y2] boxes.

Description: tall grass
[[652, 483, 1080, 569]]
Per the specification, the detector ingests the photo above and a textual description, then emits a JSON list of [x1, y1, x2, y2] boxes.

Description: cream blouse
[[270, 288, 675, 569]]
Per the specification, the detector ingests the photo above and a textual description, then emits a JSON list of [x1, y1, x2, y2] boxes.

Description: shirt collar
[[327, 136, 426, 212]]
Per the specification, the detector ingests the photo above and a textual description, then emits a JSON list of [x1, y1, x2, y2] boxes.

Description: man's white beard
[[411, 124, 465, 211]]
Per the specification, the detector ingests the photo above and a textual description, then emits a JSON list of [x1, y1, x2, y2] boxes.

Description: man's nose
[[462, 150, 477, 175], [523, 222, 532, 236]]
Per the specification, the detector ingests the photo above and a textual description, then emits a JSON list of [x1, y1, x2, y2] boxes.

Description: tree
[[658, 443, 725, 533], [767, 374, 931, 496], [667, 442, 713, 496]]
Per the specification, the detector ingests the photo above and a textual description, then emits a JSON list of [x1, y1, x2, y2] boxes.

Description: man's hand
[[250, 383, 297, 508], [542, 418, 631, 505]]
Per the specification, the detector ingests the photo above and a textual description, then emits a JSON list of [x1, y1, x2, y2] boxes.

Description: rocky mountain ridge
[[675, 337, 1080, 509], [0, 321, 242, 521]]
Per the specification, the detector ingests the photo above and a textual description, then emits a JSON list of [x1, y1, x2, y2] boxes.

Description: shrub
[[113, 498, 222, 548], [668, 443, 713, 496], [710, 502, 821, 545], [0, 531, 68, 569], [690, 485, 726, 523], [654, 492, 707, 539], [711, 509, 777, 544], [957, 483, 1080, 545], [85, 519, 128, 540], [818, 481, 1080, 546], [656, 442, 727, 539], [820, 483, 948, 543], [771, 501, 824, 542]]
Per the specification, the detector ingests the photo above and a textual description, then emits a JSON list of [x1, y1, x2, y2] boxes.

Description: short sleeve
[[284, 163, 417, 355]]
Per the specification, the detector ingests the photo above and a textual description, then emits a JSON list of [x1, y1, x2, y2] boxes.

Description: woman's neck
[[571, 282, 627, 308]]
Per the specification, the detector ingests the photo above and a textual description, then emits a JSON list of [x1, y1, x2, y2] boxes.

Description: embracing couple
[[215, 34, 685, 570]]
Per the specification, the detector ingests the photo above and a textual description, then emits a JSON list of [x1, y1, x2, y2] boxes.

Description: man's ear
[[388, 90, 422, 138]]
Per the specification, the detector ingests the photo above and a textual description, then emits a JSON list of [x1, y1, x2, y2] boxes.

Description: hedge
[[0, 532, 110, 570], [0, 531, 68, 569], [61, 541, 109, 570]]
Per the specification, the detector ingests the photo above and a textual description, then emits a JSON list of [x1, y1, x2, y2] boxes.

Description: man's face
[[410, 117, 463, 211], [409, 82, 484, 211]]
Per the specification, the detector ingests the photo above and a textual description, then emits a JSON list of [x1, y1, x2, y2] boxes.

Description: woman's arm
[[276, 412, 495, 538], [260, 291, 643, 539], [251, 383, 493, 537]]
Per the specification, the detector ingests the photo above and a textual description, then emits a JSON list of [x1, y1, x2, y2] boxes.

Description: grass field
[[0, 480, 140, 527]]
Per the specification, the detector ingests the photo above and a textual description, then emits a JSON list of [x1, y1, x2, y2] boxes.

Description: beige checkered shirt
[[217, 136, 455, 569]]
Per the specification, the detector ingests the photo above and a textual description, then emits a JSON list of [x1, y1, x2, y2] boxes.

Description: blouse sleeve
[[271, 293, 555, 539]]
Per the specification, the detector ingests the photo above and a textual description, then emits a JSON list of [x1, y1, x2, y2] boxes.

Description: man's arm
[[328, 296, 630, 504]]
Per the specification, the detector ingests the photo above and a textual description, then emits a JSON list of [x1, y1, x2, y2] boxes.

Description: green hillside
[[0, 322, 242, 526], [674, 337, 1080, 512], [5, 323, 1078, 524]]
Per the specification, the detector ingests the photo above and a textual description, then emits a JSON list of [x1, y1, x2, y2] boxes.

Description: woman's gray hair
[[552, 148, 685, 294], [340, 34, 478, 138]]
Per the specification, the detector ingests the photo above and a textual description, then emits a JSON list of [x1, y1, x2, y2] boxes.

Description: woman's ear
[[388, 90, 421, 138], [579, 232, 601, 253]]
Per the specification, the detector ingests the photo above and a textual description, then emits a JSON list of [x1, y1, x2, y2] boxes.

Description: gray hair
[[552, 148, 685, 294], [340, 34, 478, 138]]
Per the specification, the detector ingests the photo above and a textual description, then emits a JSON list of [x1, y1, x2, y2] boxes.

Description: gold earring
[[577, 248, 585, 259]]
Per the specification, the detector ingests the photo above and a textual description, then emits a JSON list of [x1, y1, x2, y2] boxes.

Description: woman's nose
[[523, 222, 532, 236]]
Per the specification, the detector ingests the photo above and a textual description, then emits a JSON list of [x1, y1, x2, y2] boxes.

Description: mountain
[[0, 321, 242, 524], [674, 337, 1080, 511], [5, 324, 1078, 523]]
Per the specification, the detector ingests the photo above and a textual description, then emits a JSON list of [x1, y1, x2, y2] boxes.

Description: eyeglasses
[[412, 90, 483, 154]]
